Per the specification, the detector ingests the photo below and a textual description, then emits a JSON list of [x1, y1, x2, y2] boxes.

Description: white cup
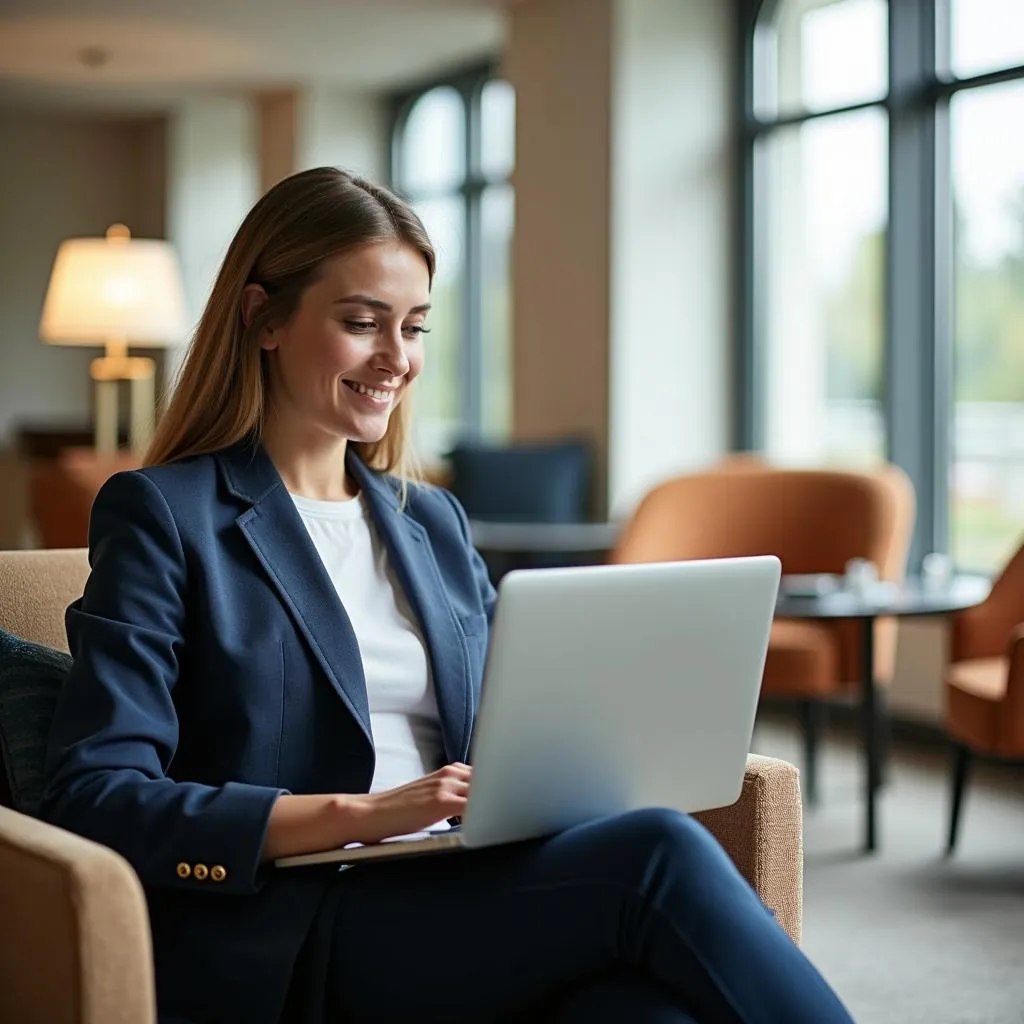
[[921, 552, 953, 591], [844, 558, 878, 597]]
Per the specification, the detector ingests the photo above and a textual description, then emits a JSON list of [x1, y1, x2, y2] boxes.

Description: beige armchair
[[0, 549, 805, 1024]]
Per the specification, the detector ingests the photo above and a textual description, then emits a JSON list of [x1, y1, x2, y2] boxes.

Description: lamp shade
[[39, 224, 188, 348]]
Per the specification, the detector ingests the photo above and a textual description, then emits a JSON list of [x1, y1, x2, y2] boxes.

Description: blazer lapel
[[216, 443, 373, 747], [348, 452, 474, 762]]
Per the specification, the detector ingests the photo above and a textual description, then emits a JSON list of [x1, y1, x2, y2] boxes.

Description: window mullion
[[747, 95, 890, 135], [887, 0, 942, 568], [736, 0, 761, 449], [933, 87, 954, 559], [462, 83, 483, 435]]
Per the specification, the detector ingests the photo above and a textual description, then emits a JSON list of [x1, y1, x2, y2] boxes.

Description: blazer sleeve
[[440, 488, 497, 625], [39, 470, 285, 895]]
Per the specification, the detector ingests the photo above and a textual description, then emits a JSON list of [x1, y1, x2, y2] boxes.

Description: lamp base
[[91, 353, 157, 456]]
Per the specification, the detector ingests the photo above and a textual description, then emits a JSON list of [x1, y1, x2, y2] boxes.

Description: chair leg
[[874, 686, 891, 790], [946, 744, 971, 856], [800, 701, 825, 806]]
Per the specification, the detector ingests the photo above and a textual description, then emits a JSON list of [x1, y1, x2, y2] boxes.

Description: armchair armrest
[[0, 806, 155, 1024], [1007, 624, 1024, 679], [999, 624, 1024, 755], [953, 544, 1024, 660], [694, 755, 803, 944]]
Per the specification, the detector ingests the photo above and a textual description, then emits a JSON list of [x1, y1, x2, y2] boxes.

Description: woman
[[40, 168, 853, 1024]]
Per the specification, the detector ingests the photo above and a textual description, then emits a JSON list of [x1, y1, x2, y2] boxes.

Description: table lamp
[[39, 224, 188, 455]]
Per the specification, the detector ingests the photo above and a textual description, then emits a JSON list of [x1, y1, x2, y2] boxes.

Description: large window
[[390, 70, 515, 461], [753, 0, 888, 468], [949, 77, 1024, 571], [741, 0, 1024, 571]]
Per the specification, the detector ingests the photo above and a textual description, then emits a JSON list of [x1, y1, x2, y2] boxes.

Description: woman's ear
[[242, 284, 278, 350]]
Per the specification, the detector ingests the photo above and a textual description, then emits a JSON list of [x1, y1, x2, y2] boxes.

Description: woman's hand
[[262, 764, 472, 861], [343, 763, 472, 845]]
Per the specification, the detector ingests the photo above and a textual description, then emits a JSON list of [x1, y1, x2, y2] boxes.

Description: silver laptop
[[275, 555, 781, 868]]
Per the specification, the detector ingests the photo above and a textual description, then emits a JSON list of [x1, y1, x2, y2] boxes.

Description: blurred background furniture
[[39, 223, 187, 455], [0, 549, 805, 1024], [28, 448, 139, 549], [945, 538, 1024, 854], [468, 519, 621, 574], [446, 438, 594, 581], [0, 448, 32, 550], [776, 574, 989, 852], [447, 438, 592, 522], [611, 462, 916, 814], [15, 424, 130, 460]]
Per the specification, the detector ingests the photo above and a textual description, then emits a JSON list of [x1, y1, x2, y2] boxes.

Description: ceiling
[[0, 0, 511, 113]]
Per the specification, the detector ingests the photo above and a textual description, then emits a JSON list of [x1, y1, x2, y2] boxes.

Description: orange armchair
[[945, 539, 1024, 853], [611, 462, 916, 804]]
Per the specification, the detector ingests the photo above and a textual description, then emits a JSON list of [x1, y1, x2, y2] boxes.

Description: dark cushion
[[446, 440, 592, 523], [0, 627, 70, 816]]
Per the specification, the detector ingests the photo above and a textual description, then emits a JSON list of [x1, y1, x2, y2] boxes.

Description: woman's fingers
[[352, 766, 473, 843], [440, 780, 470, 802]]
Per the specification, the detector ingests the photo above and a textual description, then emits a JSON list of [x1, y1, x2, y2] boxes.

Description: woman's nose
[[375, 329, 410, 377]]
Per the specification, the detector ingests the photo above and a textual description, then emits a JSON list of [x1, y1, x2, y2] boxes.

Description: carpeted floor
[[754, 716, 1024, 1024]]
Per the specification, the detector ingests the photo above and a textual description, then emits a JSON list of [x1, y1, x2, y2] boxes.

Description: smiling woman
[[147, 167, 436, 489], [39, 166, 855, 1024], [243, 242, 432, 500]]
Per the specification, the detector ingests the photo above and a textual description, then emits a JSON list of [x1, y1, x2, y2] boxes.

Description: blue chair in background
[[446, 439, 592, 524], [445, 438, 593, 581]]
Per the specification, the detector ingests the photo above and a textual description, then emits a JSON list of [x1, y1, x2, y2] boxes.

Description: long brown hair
[[147, 167, 435, 486]]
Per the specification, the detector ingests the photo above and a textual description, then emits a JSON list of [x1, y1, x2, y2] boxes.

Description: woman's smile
[[342, 379, 399, 407]]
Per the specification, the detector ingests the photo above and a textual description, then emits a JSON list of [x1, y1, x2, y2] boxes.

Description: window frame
[[388, 62, 511, 441], [736, 0, 1024, 569]]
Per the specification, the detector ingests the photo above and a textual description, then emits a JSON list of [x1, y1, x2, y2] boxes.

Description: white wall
[[608, 0, 733, 516], [0, 113, 165, 445], [298, 87, 387, 181], [505, 0, 733, 516], [166, 97, 259, 381], [890, 620, 950, 721], [164, 88, 384, 390], [504, 0, 615, 511]]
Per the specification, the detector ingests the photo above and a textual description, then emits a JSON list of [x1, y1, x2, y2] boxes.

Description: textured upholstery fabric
[[0, 549, 90, 654], [695, 754, 803, 945], [447, 440, 592, 523], [611, 463, 915, 698], [0, 628, 72, 815], [0, 805, 155, 1024]]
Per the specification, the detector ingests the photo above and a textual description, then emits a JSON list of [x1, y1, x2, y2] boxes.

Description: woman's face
[[258, 240, 431, 444]]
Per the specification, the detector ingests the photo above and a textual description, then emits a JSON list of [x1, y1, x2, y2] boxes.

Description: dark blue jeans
[[324, 809, 853, 1023]]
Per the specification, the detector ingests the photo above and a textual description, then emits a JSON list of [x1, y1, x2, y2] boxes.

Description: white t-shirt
[[289, 491, 446, 794]]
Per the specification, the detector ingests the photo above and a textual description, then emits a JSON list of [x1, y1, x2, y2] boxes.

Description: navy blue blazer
[[39, 442, 495, 1024]]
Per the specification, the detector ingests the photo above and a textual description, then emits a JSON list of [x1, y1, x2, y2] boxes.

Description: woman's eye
[[344, 319, 376, 333], [402, 325, 431, 338]]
